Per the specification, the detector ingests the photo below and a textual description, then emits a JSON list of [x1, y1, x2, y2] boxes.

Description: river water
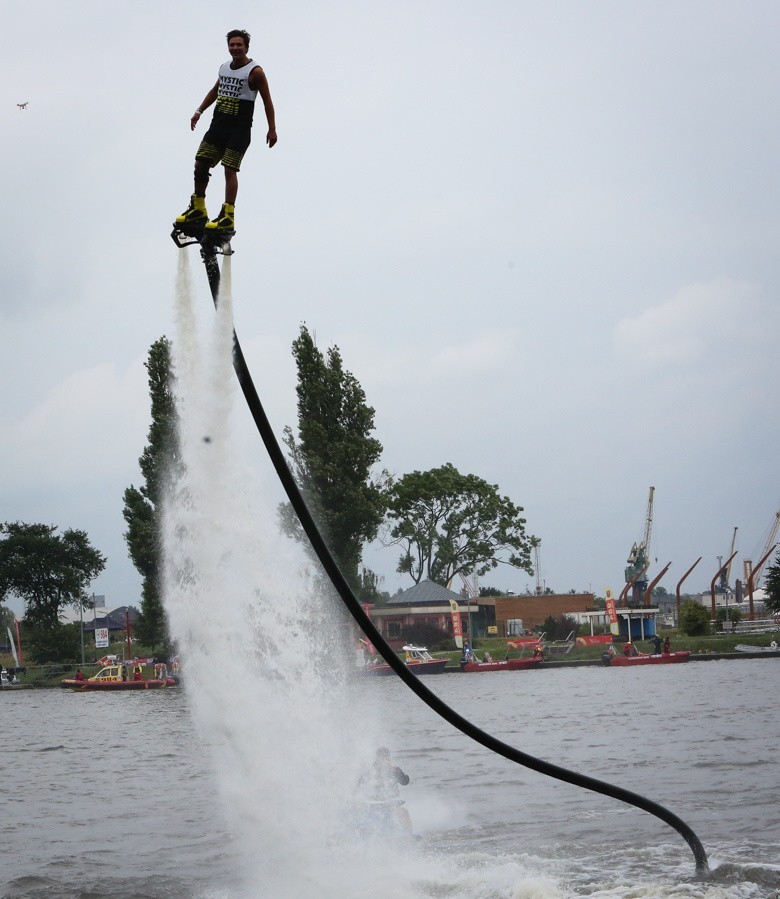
[[1, 659, 778, 898]]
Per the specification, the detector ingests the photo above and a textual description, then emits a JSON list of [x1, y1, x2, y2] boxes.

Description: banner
[[449, 600, 463, 649], [95, 628, 110, 649], [576, 634, 614, 646], [605, 588, 620, 636], [507, 637, 539, 649], [7, 626, 19, 667]]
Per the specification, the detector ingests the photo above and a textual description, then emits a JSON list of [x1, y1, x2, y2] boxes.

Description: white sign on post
[[95, 628, 109, 649]]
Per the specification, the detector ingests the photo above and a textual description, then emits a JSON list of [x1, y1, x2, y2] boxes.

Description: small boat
[[606, 651, 691, 667], [1, 667, 27, 689], [363, 645, 448, 676], [68, 661, 174, 691], [460, 655, 541, 673], [734, 642, 779, 654]]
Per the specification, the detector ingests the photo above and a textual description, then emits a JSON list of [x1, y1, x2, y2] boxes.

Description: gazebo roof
[[386, 579, 463, 606]]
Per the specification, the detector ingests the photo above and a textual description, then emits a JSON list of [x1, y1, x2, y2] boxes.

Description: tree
[[0, 522, 105, 631], [479, 586, 506, 597], [678, 599, 711, 636], [715, 606, 741, 629], [357, 567, 389, 603], [385, 463, 533, 586], [281, 325, 386, 591], [123, 337, 178, 651], [401, 621, 451, 651], [764, 556, 780, 614], [25, 621, 83, 664]]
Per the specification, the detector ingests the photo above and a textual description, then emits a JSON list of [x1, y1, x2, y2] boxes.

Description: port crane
[[530, 537, 543, 595], [743, 508, 780, 591], [624, 486, 655, 603], [718, 527, 738, 593]]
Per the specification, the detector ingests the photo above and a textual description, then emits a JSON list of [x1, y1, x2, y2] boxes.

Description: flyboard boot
[[205, 202, 235, 234], [171, 196, 233, 256], [175, 193, 209, 230]]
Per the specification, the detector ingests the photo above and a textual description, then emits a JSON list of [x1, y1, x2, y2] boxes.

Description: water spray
[[177, 239, 710, 875]]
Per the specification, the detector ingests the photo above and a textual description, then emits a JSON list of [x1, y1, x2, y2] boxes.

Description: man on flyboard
[[175, 29, 277, 236]]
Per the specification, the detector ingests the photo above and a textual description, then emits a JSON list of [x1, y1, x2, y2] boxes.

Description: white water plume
[[159, 254, 565, 898], [161, 252, 424, 896]]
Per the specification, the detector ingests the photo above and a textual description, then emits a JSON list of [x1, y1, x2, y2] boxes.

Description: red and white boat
[[363, 645, 448, 676], [606, 651, 691, 667], [66, 660, 175, 690], [460, 655, 541, 673]]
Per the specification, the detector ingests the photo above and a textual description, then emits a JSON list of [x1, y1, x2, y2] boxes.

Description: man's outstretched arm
[[191, 81, 219, 130]]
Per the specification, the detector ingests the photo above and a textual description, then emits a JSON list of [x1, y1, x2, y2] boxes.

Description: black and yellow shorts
[[196, 115, 253, 172]]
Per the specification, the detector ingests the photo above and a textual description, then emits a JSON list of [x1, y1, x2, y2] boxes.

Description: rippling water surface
[[1, 659, 778, 898]]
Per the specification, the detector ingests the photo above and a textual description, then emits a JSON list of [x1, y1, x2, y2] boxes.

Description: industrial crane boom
[[642, 486, 655, 557], [746, 509, 780, 590], [720, 526, 738, 592], [625, 486, 655, 585]]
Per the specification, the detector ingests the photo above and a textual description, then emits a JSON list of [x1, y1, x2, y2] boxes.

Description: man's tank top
[[214, 59, 259, 121]]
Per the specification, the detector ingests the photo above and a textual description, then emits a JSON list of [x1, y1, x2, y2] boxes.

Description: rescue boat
[[363, 645, 448, 676], [605, 651, 691, 667], [460, 655, 542, 672], [67, 661, 175, 690]]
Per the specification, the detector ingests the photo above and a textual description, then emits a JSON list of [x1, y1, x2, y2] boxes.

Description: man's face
[[229, 38, 247, 59]]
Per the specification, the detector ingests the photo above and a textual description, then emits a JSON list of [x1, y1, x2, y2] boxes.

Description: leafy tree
[[764, 556, 780, 614], [479, 586, 506, 597], [357, 567, 389, 603], [715, 606, 742, 629], [385, 463, 533, 586], [123, 337, 178, 651], [678, 599, 712, 636], [281, 325, 387, 591], [25, 621, 83, 664], [0, 522, 105, 632], [401, 621, 451, 651]]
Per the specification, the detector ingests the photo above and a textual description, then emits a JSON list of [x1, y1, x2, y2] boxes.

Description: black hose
[[196, 244, 709, 874]]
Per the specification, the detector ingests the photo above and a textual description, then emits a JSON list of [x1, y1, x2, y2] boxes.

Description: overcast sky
[[2, 1, 778, 615]]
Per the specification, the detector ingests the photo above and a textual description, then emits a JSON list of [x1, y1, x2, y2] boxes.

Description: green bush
[[401, 622, 452, 651], [679, 600, 711, 636], [541, 614, 578, 641], [24, 622, 83, 663], [715, 606, 742, 630]]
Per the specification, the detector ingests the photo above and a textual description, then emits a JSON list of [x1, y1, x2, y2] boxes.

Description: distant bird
[[17, 102, 28, 110]]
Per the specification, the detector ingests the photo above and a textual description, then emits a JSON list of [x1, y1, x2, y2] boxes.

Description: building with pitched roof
[[367, 579, 493, 648], [366, 581, 597, 648]]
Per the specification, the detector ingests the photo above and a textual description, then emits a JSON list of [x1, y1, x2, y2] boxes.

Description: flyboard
[[171, 220, 235, 299]]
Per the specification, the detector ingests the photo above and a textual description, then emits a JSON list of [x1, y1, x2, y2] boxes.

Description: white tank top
[[215, 59, 259, 118]]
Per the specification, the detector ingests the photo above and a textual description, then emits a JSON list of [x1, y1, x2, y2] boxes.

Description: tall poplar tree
[[281, 325, 387, 592], [123, 337, 178, 650]]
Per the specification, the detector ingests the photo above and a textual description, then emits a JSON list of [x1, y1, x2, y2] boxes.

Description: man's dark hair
[[227, 29, 251, 49]]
